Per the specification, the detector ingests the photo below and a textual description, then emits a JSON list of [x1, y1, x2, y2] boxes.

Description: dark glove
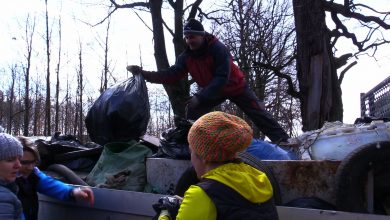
[[126, 65, 143, 75], [185, 96, 200, 109], [152, 196, 182, 220]]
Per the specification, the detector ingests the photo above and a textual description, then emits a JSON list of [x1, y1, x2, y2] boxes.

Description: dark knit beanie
[[0, 133, 23, 160], [188, 111, 253, 162], [183, 18, 205, 36]]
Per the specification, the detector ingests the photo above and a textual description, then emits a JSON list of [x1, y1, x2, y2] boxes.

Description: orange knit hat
[[188, 111, 253, 162]]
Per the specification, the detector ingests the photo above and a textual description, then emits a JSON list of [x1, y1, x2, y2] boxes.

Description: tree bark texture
[[44, 0, 51, 135], [149, 0, 189, 121], [55, 18, 62, 133], [293, 0, 343, 131]]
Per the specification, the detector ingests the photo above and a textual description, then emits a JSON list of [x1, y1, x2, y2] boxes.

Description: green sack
[[86, 140, 152, 192]]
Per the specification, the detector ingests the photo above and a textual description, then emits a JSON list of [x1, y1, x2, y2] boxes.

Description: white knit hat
[[0, 133, 23, 160]]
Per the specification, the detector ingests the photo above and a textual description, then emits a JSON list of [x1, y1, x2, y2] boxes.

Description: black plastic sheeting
[[85, 74, 150, 146], [354, 116, 390, 124], [36, 132, 102, 171], [153, 117, 192, 160]]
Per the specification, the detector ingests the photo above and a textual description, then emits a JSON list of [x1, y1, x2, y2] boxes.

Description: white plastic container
[[309, 121, 390, 161]]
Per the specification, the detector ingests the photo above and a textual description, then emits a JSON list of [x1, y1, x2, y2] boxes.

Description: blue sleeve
[[142, 53, 188, 84], [197, 40, 231, 101], [35, 168, 74, 201], [245, 139, 291, 160]]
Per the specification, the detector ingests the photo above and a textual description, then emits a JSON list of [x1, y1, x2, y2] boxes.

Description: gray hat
[[0, 133, 23, 161]]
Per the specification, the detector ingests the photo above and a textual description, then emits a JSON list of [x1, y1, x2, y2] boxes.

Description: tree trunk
[[149, 0, 189, 121], [100, 17, 111, 93], [23, 15, 35, 136], [55, 18, 62, 132], [77, 43, 84, 141], [64, 77, 70, 135], [44, 0, 51, 135], [23, 67, 30, 136], [8, 66, 16, 134], [293, 0, 342, 131], [33, 82, 40, 136]]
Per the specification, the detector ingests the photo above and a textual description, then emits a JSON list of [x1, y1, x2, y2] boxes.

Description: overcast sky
[[0, 0, 389, 125]]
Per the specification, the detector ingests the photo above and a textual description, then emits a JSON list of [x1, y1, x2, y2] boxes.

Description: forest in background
[[1, 0, 389, 142]]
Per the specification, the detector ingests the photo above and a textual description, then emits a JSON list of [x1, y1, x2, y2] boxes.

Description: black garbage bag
[[154, 117, 192, 159], [354, 116, 390, 124], [35, 132, 103, 171], [85, 74, 150, 146]]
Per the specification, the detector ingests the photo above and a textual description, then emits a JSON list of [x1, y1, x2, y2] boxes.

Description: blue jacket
[[16, 167, 74, 220], [0, 179, 24, 220]]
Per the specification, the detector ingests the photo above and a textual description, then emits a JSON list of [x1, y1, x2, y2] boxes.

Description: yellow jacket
[[159, 162, 273, 220]]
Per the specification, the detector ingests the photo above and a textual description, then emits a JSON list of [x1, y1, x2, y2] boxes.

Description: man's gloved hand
[[126, 65, 143, 75], [186, 96, 200, 109], [152, 196, 182, 220]]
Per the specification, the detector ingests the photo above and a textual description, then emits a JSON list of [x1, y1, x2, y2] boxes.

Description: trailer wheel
[[335, 141, 390, 214], [174, 152, 282, 205], [47, 164, 89, 186]]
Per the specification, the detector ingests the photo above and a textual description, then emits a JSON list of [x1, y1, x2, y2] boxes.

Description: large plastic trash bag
[[153, 117, 192, 160], [85, 74, 150, 146], [36, 132, 103, 170]]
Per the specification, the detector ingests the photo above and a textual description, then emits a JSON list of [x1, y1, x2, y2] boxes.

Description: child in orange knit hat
[[155, 111, 278, 220]]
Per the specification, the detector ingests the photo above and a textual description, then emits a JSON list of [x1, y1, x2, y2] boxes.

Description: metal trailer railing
[[360, 76, 390, 118]]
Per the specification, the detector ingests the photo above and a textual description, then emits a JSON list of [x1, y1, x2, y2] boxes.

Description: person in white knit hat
[[0, 132, 24, 220]]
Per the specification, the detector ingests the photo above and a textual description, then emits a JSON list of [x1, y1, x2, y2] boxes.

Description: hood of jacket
[[201, 162, 273, 203]]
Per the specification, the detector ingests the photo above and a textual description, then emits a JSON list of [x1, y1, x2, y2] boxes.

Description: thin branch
[[133, 10, 153, 32], [334, 53, 352, 69], [93, 7, 117, 27], [167, 0, 175, 8], [357, 40, 390, 56], [197, 8, 223, 24], [324, 2, 390, 29], [338, 60, 357, 84], [352, 3, 390, 15], [188, 0, 204, 19], [162, 18, 174, 36], [254, 62, 300, 98], [109, 0, 149, 9], [330, 12, 362, 50], [93, 1, 150, 27]]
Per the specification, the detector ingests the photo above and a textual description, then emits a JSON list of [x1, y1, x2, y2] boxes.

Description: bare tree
[[55, 17, 62, 132], [76, 42, 84, 140], [64, 74, 71, 135], [147, 86, 174, 137], [32, 77, 43, 136], [293, 0, 390, 130], [98, 15, 112, 93], [216, 0, 299, 136], [44, 0, 52, 135], [7, 65, 17, 134], [22, 15, 36, 136]]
